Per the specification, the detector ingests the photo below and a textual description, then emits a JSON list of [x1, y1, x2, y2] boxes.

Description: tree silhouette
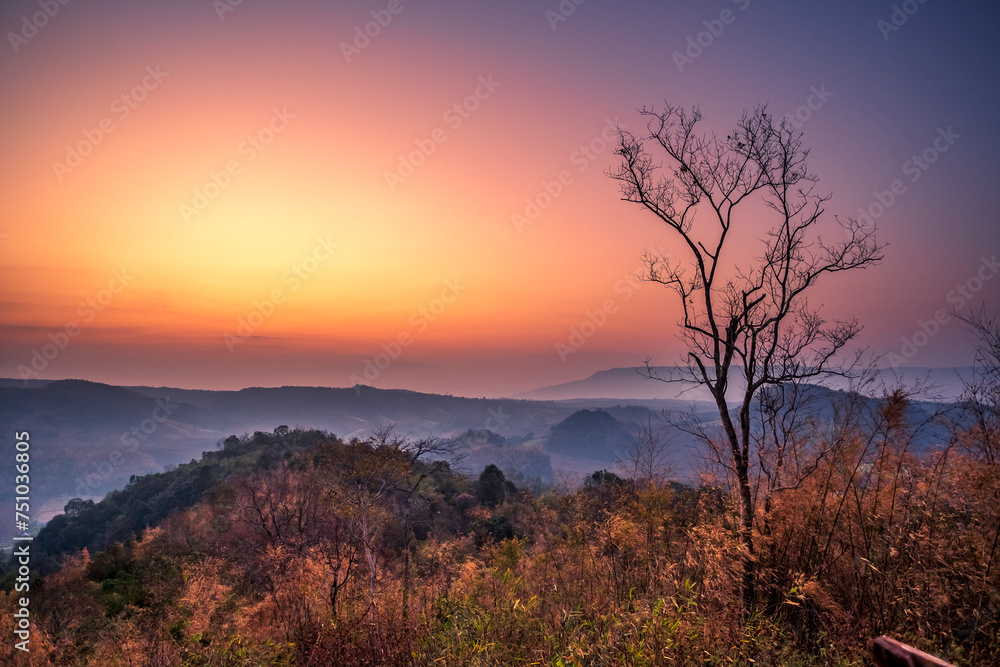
[[476, 464, 509, 508], [609, 104, 884, 612]]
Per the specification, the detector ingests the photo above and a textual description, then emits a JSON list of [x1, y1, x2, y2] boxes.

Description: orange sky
[[1, 1, 997, 396]]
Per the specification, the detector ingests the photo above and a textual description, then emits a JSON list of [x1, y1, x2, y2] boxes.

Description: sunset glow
[[1, 0, 997, 396]]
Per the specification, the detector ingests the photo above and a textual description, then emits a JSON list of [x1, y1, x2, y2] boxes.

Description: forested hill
[[29, 428, 329, 573]]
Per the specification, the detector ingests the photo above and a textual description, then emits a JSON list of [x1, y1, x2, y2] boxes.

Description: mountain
[[515, 367, 714, 401], [0, 379, 696, 543], [0, 380, 219, 535], [516, 366, 976, 402]]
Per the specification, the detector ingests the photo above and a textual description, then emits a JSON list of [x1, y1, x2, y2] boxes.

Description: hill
[[0, 380, 701, 544], [515, 366, 718, 401], [545, 409, 632, 460], [30, 428, 327, 572]]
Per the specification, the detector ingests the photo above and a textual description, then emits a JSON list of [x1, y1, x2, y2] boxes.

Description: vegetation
[[28, 428, 326, 574], [447, 428, 554, 490], [2, 354, 998, 666]]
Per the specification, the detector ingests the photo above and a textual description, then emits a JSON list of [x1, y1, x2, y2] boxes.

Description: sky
[[1, 0, 998, 398]]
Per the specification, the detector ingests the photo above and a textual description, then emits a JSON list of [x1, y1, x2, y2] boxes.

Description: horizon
[[2, 1, 998, 398], [0, 363, 979, 404]]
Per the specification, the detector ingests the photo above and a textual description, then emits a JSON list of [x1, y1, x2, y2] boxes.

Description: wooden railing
[[872, 636, 955, 667]]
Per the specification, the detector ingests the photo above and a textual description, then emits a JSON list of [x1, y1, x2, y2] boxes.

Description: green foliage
[[472, 515, 519, 548], [31, 428, 333, 570], [586, 469, 627, 488], [476, 464, 510, 508], [86, 541, 182, 618]]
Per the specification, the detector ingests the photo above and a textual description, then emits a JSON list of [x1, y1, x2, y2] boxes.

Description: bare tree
[[321, 436, 397, 620], [609, 104, 884, 611], [956, 306, 1000, 465], [366, 423, 460, 621], [620, 414, 675, 487], [954, 306, 1000, 636]]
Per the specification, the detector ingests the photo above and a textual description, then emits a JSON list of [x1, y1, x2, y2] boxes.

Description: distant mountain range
[[515, 367, 718, 401], [515, 365, 976, 402]]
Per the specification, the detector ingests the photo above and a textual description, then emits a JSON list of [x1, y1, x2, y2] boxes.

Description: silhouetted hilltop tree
[[476, 464, 515, 508]]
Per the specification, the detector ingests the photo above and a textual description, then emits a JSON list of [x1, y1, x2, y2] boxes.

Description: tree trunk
[[738, 464, 756, 613], [401, 498, 411, 621], [717, 389, 756, 615]]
